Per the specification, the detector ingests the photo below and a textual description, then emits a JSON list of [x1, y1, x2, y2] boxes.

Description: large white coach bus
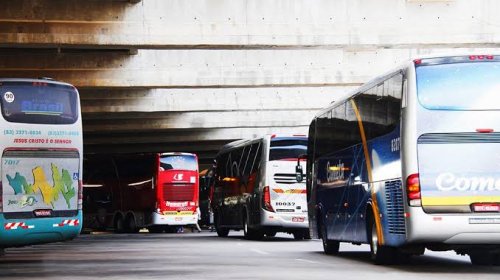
[[307, 54, 500, 265], [211, 134, 309, 240], [0, 78, 83, 249]]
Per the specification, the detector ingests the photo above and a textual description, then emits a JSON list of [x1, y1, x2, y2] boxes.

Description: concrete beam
[[83, 110, 316, 131], [84, 127, 309, 146], [80, 87, 352, 113], [1, 0, 500, 48], [3, 47, 499, 88]]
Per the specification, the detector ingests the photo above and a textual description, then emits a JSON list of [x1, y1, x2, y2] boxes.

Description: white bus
[[0, 78, 83, 249], [307, 54, 500, 265], [211, 134, 309, 240]]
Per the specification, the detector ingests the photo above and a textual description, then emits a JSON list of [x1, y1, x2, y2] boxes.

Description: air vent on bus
[[273, 173, 298, 184], [163, 183, 195, 201], [385, 180, 406, 235]]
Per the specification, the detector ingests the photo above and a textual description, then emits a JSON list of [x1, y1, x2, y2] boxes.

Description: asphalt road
[[1, 231, 500, 280]]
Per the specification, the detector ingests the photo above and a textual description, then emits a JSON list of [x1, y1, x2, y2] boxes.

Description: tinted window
[[0, 81, 79, 124], [269, 137, 307, 161], [314, 102, 361, 158], [416, 62, 500, 110], [353, 73, 402, 140], [160, 155, 197, 171]]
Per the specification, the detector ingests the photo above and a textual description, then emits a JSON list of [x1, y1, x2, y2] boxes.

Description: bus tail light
[[77, 180, 83, 210], [406, 173, 421, 207], [262, 186, 275, 212]]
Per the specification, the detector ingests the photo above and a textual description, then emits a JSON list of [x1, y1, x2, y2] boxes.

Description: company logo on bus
[[326, 161, 345, 182], [173, 173, 184, 181], [166, 201, 188, 207], [436, 172, 500, 192]]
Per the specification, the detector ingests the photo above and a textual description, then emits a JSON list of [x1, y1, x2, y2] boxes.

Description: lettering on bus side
[[390, 137, 400, 153], [436, 172, 500, 192], [326, 160, 345, 182]]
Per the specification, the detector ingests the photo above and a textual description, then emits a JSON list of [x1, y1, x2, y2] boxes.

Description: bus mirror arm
[[295, 154, 307, 183]]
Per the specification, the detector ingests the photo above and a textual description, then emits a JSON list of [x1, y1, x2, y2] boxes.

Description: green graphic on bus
[[6, 163, 76, 208]]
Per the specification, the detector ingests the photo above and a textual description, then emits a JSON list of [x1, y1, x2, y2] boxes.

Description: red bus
[[150, 152, 200, 232], [83, 152, 200, 233]]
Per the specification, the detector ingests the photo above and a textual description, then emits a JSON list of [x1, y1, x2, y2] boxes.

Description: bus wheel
[[321, 223, 339, 255], [114, 215, 125, 233], [369, 221, 395, 265], [293, 231, 304, 240], [214, 212, 229, 237], [125, 214, 139, 233], [243, 213, 263, 240], [148, 226, 164, 234]]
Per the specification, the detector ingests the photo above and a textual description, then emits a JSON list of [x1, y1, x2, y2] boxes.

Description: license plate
[[292, 217, 304, 222], [472, 203, 500, 212], [175, 217, 182, 221], [33, 209, 52, 217]]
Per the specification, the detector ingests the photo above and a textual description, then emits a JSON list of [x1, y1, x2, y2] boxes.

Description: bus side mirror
[[296, 154, 307, 183]]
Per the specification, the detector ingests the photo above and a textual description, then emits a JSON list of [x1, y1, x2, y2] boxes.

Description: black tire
[[125, 214, 139, 233], [243, 213, 263, 240], [293, 230, 311, 240], [293, 231, 305, 240], [369, 219, 396, 265], [114, 215, 125, 233], [321, 222, 339, 255], [303, 230, 311, 240], [214, 212, 229, 237], [148, 226, 164, 234]]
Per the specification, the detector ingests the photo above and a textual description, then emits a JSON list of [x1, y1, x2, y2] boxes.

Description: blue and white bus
[[307, 54, 500, 265], [0, 78, 83, 250]]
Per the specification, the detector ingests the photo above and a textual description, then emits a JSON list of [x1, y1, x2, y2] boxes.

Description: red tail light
[[262, 186, 274, 212], [406, 173, 421, 206]]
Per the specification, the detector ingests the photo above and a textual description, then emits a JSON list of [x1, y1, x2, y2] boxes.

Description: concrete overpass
[[1, 0, 500, 166]]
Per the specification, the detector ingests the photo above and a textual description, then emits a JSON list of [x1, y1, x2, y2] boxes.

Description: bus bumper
[[260, 210, 308, 229], [406, 207, 500, 244], [152, 212, 198, 226], [0, 211, 82, 248]]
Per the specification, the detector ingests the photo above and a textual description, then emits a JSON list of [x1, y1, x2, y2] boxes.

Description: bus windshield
[[416, 61, 500, 110], [269, 138, 307, 161], [160, 155, 197, 171], [0, 81, 79, 124]]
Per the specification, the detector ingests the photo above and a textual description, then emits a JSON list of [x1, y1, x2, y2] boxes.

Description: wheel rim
[[371, 225, 378, 256]]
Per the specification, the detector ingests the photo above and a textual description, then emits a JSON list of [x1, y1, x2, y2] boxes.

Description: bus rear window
[[0, 81, 79, 124], [269, 138, 307, 161], [416, 62, 500, 110], [160, 155, 197, 171]]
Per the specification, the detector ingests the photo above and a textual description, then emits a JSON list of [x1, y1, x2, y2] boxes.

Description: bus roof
[[217, 134, 307, 156], [159, 152, 197, 157], [0, 78, 75, 88]]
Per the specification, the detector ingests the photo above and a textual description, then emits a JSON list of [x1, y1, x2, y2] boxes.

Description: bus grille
[[163, 183, 195, 201], [385, 180, 405, 235], [273, 173, 297, 184]]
